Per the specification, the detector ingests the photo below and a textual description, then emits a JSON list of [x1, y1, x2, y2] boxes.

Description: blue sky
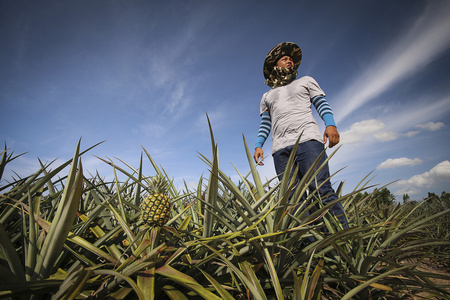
[[1, 0, 450, 201]]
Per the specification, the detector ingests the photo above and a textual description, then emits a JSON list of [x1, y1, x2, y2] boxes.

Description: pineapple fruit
[[140, 175, 172, 226]]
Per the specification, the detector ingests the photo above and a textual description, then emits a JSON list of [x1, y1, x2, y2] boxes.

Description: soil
[[321, 258, 450, 300], [408, 258, 450, 300]]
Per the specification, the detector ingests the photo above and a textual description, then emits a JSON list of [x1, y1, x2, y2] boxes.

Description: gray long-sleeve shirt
[[260, 76, 325, 154]]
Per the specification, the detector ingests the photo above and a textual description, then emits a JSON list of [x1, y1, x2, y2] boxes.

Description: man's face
[[276, 56, 294, 68]]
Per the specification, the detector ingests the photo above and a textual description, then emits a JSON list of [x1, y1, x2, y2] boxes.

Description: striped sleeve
[[255, 111, 271, 149], [311, 95, 336, 127]]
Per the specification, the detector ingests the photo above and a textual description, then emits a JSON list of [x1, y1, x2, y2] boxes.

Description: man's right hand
[[253, 147, 264, 165]]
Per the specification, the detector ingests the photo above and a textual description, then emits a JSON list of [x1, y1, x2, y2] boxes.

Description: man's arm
[[253, 111, 271, 165], [311, 95, 340, 148]]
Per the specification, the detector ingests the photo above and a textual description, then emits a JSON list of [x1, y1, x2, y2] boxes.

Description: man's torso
[[260, 76, 324, 154]]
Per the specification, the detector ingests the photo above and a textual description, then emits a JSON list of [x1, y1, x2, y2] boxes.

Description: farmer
[[253, 42, 348, 228]]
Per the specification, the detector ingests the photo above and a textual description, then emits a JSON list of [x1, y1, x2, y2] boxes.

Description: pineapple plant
[[1, 137, 449, 299], [140, 175, 172, 226]]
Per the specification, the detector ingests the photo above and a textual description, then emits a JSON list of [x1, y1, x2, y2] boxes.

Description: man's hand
[[323, 126, 340, 148], [253, 147, 264, 165]]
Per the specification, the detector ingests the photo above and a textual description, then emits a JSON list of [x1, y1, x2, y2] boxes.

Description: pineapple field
[[1, 123, 449, 299]]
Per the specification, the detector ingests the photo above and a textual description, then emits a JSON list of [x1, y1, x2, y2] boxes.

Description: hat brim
[[263, 42, 302, 79]]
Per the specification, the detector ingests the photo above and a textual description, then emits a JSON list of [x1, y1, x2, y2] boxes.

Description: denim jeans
[[272, 140, 348, 228]]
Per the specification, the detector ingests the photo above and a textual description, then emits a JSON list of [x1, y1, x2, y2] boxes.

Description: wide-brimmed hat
[[263, 42, 302, 79]]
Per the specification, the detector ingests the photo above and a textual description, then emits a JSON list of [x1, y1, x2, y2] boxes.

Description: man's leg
[[273, 145, 307, 199], [273, 146, 294, 182], [295, 140, 348, 228]]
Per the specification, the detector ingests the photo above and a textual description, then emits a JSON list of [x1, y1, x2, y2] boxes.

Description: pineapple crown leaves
[[148, 175, 169, 195]]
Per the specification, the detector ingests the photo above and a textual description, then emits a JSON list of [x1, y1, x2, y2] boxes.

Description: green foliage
[[403, 191, 450, 255], [1, 128, 449, 299], [354, 187, 396, 208]]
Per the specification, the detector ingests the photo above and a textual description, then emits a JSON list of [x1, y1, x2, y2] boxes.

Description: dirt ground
[[410, 258, 450, 299], [321, 258, 450, 300]]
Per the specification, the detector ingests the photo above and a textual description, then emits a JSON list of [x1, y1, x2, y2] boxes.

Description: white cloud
[[340, 117, 447, 145], [335, 1, 450, 122], [415, 121, 445, 131], [405, 131, 420, 137], [340, 119, 385, 144], [394, 160, 450, 195], [373, 130, 398, 142], [377, 157, 423, 170], [340, 119, 401, 144]]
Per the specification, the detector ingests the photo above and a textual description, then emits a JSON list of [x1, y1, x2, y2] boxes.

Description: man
[[253, 42, 347, 228]]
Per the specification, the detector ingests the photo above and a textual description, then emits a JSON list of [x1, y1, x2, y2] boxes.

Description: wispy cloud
[[145, 33, 196, 88], [144, 4, 214, 88], [1, 155, 76, 185], [335, 1, 450, 122], [394, 160, 450, 195], [387, 96, 450, 131], [163, 81, 192, 116], [195, 106, 229, 134], [1, 156, 41, 182], [377, 157, 423, 170], [135, 122, 168, 139]]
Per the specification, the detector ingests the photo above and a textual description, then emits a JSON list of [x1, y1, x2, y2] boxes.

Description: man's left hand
[[323, 126, 340, 148]]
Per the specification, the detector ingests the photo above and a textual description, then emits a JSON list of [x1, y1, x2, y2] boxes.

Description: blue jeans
[[272, 140, 348, 228]]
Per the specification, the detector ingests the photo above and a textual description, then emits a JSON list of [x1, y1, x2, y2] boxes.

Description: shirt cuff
[[322, 113, 336, 128], [255, 136, 266, 149]]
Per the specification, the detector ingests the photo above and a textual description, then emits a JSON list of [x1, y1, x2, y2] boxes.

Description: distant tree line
[[353, 188, 450, 251], [353, 188, 450, 207]]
